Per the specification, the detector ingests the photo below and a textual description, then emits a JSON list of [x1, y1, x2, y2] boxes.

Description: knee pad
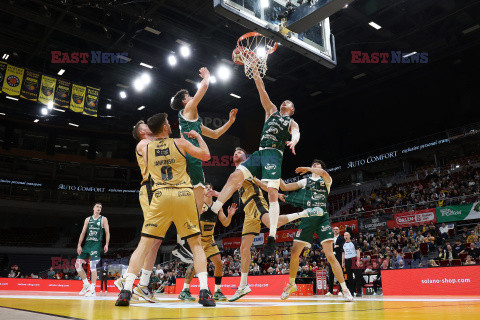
[[75, 259, 86, 272], [90, 259, 100, 271]]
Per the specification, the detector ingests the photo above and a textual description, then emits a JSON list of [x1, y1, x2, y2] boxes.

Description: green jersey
[[259, 111, 292, 152], [285, 176, 331, 210], [178, 109, 202, 147], [85, 215, 104, 243]]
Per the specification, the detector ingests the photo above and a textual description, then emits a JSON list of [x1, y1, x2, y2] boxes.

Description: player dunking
[[178, 183, 238, 301], [76, 203, 110, 297], [277, 160, 354, 302], [210, 74, 300, 257], [115, 113, 215, 307], [227, 147, 308, 301], [170, 67, 238, 216]]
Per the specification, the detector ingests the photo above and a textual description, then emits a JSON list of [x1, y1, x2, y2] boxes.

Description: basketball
[[232, 46, 244, 65]]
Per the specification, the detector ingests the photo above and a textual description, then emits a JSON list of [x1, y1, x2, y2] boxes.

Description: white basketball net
[[237, 33, 277, 80]]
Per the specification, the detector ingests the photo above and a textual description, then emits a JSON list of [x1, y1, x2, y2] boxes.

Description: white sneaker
[[79, 283, 90, 295], [280, 283, 297, 300], [337, 291, 343, 296], [343, 288, 354, 302], [84, 284, 96, 297], [228, 285, 252, 302], [325, 292, 333, 296]]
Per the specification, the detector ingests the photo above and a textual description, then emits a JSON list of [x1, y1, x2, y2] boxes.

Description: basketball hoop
[[236, 32, 278, 80]]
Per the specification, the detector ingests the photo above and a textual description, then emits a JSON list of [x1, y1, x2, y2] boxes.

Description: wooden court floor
[[0, 291, 479, 320]]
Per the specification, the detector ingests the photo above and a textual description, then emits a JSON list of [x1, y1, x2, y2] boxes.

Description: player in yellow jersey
[[178, 182, 238, 301], [115, 113, 215, 307]]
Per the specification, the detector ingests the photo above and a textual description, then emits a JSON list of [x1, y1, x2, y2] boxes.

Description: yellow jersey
[[239, 178, 263, 206], [200, 202, 217, 237], [147, 138, 192, 190], [136, 146, 149, 184]]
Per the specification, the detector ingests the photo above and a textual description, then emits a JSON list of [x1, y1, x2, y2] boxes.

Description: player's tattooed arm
[[254, 76, 277, 119], [201, 108, 238, 139], [184, 67, 210, 119]]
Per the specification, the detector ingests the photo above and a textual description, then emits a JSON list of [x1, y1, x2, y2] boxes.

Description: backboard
[[214, 0, 354, 68]]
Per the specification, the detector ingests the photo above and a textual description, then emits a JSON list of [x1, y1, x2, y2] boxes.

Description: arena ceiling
[[0, 0, 479, 165]]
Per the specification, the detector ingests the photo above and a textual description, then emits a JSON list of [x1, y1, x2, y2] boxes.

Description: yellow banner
[[70, 84, 86, 113], [38, 75, 57, 105], [83, 86, 100, 117], [2, 64, 24, 96]]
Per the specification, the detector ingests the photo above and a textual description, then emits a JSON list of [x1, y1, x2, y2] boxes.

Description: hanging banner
[[19, 69, 41, 101], [38, 75, 57, 105], [70, 84, 86, 113], [54, 79, 72, 108], [436, 202, 480, 223], [359, 216, 388, 232], [2, 64, 24, 96], [83, 86, 100, 117], [0, 62, 7, 93], [388, 208, 436, 228]]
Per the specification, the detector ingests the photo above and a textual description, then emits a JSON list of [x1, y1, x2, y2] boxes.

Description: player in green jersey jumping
[[75, 202, 110, 297], [170, 67, 238, 216], [210, 73, 300, 257]]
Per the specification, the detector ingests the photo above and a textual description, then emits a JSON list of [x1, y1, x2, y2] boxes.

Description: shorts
[[294, 212, 334, 245], [201, 236, 220, 259], [141, 187, 201, 240], [186, 154, 205, 188], [139, 182, 153, 218], [238, 148, 283, 186], [78, 242, 102, 261], [242, 195, 268, 236]]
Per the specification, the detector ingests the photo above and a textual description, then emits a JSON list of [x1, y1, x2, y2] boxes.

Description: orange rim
[[237, 32, 278, 55]]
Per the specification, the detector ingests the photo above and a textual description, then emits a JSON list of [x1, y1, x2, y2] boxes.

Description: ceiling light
[[462, 25, 480, 34], [34, 119, 39, 123], [344, 4, 348, 8], [116, 83, 129, 89], [119, 91, 127, 99], [310, 91, 322, 96], [168, 54, 177, 66], [69, 123, 79, 127], [264, 75, 277, 82], [47, 101, 54, 110], [261, 0, 269, 8], [144, 26, 161, 35], [2, 54, 10, 60], [402, 52, 417, 58], [0, 112, 6, 116], [210, 75, 217, 84], [57, 69, 65, 75], [455, 165, 460, 168], [217, 65, 231, 81], [180, 45, 191, 58], [41, 108, 48, 115], [230, 93, 241, 99], [140, 62, 153, 69], [138, 105, 145, 110], [353, 73, 366, 79], [52, 107, 65, 112], [133, 73, 151, 92], [368, 21, 382, 30], [106, 103, 112, 110], [6, 96, 19, 101], [118, 55, 131, 62]]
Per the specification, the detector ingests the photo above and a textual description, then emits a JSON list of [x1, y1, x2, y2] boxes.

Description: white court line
[[132, 301, 345, 309]]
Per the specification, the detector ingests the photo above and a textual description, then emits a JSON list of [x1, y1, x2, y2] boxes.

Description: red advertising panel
[[331, 220, 359, 234], [222, 237, 242, 249], [382, 266, 480, 295], [275, 229, 297, 243], [175, 275, 289, 295], [388, 208, 436, 228], [0, 278, 137, 292]]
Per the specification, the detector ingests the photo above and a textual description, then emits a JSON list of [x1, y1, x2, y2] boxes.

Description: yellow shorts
[[139, 182, 152, 218], [201, 236, 220, 259], [242, 195, 268, 236], [141, 187, 200, 240]]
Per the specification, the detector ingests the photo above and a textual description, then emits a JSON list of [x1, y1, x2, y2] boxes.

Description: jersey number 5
[[161, 166, 173, 181]]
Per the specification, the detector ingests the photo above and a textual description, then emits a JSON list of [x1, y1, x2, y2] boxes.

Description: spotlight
[[180, 45, 191, 58], [119, 91, 127, 99], [47, 101, 53, 110], [168, 54, 177, 66], [57, 69, 65, 75], [41, 108, 48, 115], [217, 65, 231, 81], [133, 73, 151, 92], [138, 105, 145, 110], [34, 119, 39, 123], [106, 103, 112, 110], [210, 75, 217, 84]]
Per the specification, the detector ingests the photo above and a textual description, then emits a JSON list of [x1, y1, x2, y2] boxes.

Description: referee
[[342, 232, 363, 296]]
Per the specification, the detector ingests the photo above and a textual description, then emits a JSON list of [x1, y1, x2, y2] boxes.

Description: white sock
[[239, 272, 248, 288], [340, 282, 348, 291], [82, 279, 89, 286], [197, 272, 208, 290], [139, 269, 152, 287], [289, 277, 295, 285], [211, 200, 223, 214], [215, 284, 221, 292], [177, 234, 185, 246], [286, 211, 308, 222], [124, 273, 137, 292], [183, 283, 190, 290], [268, 202, 280, 237]]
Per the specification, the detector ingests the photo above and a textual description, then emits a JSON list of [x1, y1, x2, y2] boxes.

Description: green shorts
[[186, 153, 205, 188], [294, 213, 334, 245], [239, 148, 283, 184], [78, 242, 102, 261]]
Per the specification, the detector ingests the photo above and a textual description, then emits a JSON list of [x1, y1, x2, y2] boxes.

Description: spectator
[[428, 260, 439, 267], [464, 255, 476, 266], [467, 231, 479, 244], [47, 267, 55, 279], [445, 245, 458, 260], [462, 243, 479, 259], [438, 223, 449, 239]]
